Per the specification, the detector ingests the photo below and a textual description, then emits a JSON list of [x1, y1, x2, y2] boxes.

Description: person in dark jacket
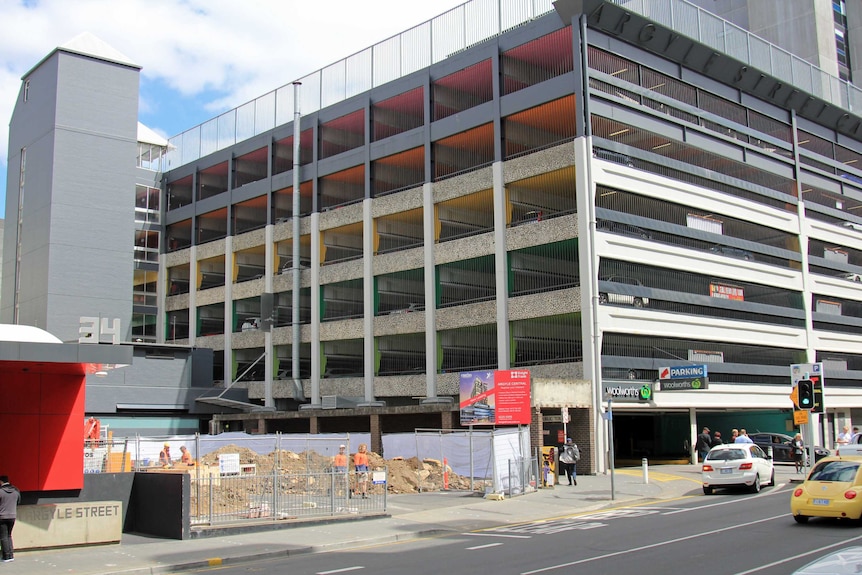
[[711, 431, 724, 447], [696, 427, 712, 461], [0, 475, 21, 562]]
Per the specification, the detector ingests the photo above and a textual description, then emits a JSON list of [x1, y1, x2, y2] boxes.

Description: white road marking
[[521, 513, 786, 574], [317, 567, 365, 574], [466, 542, 503, 550], [465, 532, 532, 539], [733, 534, 862, 574], [663, 486, 787, 515]]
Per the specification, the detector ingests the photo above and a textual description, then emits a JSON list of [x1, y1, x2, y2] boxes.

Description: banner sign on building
[[459, 369, 531, 426], [658, 364, 709, 390], [602, 382, 652, 402], [710, 283, 744, 301]]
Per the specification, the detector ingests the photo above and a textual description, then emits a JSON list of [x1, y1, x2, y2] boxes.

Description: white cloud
[[0, 0, 471, 173], [2, 0, 558, 220]]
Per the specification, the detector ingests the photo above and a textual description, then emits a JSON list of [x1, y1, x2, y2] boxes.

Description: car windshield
[[706, 449, 746, 461], [809, 460, 860, 482]]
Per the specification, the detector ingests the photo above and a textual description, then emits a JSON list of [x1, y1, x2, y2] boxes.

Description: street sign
[[658, 365, 708, 379], [790, 386, 799, 408], [794, 409, 809, 425]]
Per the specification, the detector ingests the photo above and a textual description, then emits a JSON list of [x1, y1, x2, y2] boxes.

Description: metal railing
[[611, 0, 862, 115], [166, 0, 555, 169], [191, 469, 387, 525], [166, 0, 862, 172]]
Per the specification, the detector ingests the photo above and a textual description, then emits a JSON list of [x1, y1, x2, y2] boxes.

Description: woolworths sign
[[603, 382, 652, 403]]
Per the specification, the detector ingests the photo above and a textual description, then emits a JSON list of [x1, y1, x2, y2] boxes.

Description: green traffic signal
[[798, 379, 814, 409]]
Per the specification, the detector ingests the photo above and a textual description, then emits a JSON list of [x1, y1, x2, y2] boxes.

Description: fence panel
[[190, 469, 386, 525]]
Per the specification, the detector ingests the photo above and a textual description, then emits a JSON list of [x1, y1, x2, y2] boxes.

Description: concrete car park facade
[[8, 0, 862, 471]]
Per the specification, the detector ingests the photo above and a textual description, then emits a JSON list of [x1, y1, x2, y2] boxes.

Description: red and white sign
[[459, 369, 532, 426]]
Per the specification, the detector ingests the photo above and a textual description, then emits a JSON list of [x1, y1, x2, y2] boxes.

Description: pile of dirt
[[196, 444, 486, 494]]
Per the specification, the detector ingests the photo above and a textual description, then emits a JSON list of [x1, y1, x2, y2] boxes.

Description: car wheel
[[599, 293, 608, 304], [749, 474, 761, 493], [703, 486, 713, 495], [793, 515, 809, 524], [633, 298, 644, 308]]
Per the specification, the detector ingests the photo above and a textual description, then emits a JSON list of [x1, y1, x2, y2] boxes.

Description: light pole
[[606, 396, 616, 500]]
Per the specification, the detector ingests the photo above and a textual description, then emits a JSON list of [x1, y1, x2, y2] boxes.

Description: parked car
[[840, 272, 862, 283], [388, 303, 424, 315], [791, 456, 862, 523], [835, 432, 862, 456], [701, 443, 775, 494], [749, 432, 830, 464], [599, 276, 649, 308], [710, 244, 754, 261], [792, 547, 862, 574], [597, 220, 652, 240]]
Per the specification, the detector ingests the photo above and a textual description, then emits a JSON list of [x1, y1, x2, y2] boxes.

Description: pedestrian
[[710, 431, 724, 447], [735, 429, 753, 444], [792, 433, 805, 473], [559, 438, 580, 485], [730, 429, 739, 442], [696, 427, 712, 461], [0, 475, 20, 562], [353, 443, 369, 498], [837, 425, 852, 445]]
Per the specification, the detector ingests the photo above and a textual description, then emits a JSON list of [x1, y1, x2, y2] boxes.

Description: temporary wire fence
[[190, 468, 387, 526]]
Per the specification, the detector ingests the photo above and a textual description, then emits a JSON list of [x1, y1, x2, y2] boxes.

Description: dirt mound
[[196, 444, 485, 494]]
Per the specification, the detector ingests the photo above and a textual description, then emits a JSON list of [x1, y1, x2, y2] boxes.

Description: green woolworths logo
[[639, 385, 652, 400], [691, 378, 703, 389]]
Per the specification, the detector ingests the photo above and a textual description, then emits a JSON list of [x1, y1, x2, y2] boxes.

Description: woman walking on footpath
[[792, 433, 805, 474], [0, 475, 21, 562]]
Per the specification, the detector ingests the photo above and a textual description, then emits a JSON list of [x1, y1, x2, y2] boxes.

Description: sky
[[0, 0, 471, 219]]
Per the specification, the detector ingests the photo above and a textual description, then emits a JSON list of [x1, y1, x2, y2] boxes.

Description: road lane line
[[521, 513, 786, 574], [317, 567, 365, 574], [466, 542, 503, 550], [663, 486, 788, 514], [733, 534, 862, 575], [465, 532, 532, 539]]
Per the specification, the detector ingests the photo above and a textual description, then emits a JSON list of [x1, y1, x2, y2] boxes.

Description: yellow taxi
[[791, 455, 862, 523]]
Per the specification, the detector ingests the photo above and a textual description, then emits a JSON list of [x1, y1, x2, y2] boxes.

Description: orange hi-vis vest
[[354, 452, 368, 467], [334, 453, 347, 467]]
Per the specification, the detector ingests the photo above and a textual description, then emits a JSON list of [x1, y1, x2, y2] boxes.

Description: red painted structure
[[0, 325, 133, 492], [0, 363, 86, 491]]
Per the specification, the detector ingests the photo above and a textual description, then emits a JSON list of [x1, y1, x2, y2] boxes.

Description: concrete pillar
[[370, 414, 382, 455]]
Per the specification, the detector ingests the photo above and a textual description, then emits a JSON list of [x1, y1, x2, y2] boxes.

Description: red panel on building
[[0, 367, 86, 491]]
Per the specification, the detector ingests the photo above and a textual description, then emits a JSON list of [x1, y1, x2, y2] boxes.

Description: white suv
[[599, 276, 649, 308]]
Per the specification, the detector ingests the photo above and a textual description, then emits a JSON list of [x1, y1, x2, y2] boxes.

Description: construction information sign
[[459, 369, 532, 426]]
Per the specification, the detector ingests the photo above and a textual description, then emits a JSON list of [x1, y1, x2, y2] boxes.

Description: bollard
[[642, 457, 649, 484]]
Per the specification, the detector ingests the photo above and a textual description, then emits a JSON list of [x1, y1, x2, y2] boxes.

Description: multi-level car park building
[[9, 1, 862, 469]]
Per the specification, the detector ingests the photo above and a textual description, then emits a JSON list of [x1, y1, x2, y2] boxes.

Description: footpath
[[6, 464, 799, 575]]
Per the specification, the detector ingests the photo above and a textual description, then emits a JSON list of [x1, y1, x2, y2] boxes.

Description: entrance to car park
[[611, 411, 690, 465], [610, 409, 803, 466]]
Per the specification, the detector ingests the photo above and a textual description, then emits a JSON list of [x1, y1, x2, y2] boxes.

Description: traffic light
[[812, 377, 824, 414], [798, 379, 814, 410]]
